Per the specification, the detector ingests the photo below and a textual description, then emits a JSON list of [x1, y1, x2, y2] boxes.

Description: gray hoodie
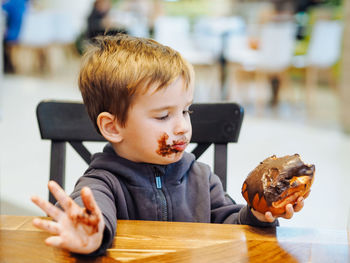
[[70, 143, 277, 255]]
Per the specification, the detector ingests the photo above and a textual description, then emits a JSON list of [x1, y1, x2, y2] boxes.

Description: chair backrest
[[257, 21, 296, 71], [306, 20, 343, 68], [37, 100, 244, 203]]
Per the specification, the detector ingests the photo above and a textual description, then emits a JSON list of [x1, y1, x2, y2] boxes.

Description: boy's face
[[114, 77, 193, 165]]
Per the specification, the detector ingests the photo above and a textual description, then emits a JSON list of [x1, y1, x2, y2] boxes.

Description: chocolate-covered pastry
[[242, 154, 315, 216]]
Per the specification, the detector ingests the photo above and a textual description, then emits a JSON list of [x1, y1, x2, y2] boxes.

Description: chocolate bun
[[242, 154, 315, 216]]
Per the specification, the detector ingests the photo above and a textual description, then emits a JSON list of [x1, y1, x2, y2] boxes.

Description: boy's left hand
[[251, 196, 304, 223], [30, 181, 105, 254]]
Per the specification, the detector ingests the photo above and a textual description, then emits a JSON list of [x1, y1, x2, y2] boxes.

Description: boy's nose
[[174, 115, 190, 135]]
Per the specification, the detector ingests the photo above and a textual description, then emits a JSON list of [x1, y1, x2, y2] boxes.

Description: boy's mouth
[[171, 140, 188, 152], [156, 133, 188, 157]]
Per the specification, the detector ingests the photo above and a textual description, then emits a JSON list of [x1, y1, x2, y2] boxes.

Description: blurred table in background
[[1, 215, 349, 262]]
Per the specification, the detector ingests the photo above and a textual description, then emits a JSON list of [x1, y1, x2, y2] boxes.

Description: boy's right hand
[[31, 181, 105, 254]]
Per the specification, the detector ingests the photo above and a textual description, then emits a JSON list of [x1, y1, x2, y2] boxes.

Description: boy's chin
[[155, 152, 185, 165]]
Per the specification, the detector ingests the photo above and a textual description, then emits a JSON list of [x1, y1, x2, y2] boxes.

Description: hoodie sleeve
[[69, 172, 118, 256], [209, 171, 278, 227]]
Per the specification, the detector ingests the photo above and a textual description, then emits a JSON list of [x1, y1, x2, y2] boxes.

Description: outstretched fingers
[[32, 217, 61, 235], [80, 187, 102, 232], [31, 195, 62, 220], [48, 181, 77, 212], [45, 236, 64, 248], [81, 187, 100, 215]]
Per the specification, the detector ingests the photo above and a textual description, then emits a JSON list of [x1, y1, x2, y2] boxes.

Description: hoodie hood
[[87, 143, 196, 187]]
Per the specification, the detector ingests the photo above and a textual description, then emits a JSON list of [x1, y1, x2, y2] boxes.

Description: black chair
[[36, 100, 244, 203]]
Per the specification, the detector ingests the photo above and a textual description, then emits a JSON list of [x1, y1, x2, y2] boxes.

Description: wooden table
[[0, 215, 349, 262]]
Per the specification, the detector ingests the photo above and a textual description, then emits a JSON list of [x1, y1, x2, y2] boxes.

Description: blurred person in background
[[87, 0, 127, 39], [87, 0, 112, 39], [2, 0, 28, 73]]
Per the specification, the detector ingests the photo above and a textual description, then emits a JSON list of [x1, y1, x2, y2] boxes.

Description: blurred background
[[1, 0, 350, 231]]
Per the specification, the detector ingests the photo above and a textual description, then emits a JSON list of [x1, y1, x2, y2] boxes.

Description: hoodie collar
[[88, 143, 195, 185]]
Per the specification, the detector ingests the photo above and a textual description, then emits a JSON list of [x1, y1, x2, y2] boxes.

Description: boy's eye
[[155, 114, 169, 121], [155, 109, 193, 120]]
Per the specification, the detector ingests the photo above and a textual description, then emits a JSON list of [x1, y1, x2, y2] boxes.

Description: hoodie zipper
[[153, 167, 168, 221]]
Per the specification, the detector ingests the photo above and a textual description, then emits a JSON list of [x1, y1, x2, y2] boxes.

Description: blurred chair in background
[[292, 19, 343, 107], [153, 16, 221, 102], [225, 20, 296, 112], [193, 16, 245, 102]]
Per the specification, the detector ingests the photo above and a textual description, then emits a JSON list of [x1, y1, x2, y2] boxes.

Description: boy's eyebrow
[[150, 100, 193, 112]]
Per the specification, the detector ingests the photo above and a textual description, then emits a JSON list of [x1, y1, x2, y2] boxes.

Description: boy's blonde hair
[[78, 34, 194, 130]]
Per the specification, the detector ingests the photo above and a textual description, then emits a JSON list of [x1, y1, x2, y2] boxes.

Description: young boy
[[31, 34, 304, 256]]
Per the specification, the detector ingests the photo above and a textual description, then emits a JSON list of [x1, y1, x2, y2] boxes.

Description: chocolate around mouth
[[245, 154, 315, 206], [156, 133, 187, 157]]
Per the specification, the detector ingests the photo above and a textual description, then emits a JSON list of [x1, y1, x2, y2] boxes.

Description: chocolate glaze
[[243, 154, 315, 206]]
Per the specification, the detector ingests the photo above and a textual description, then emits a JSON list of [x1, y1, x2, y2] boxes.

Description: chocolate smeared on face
[[242, 154, 315, 214], [156, 133, 181, 157]]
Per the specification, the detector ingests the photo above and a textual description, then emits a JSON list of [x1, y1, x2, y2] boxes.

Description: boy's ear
[[97, 112, 123, 143]]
